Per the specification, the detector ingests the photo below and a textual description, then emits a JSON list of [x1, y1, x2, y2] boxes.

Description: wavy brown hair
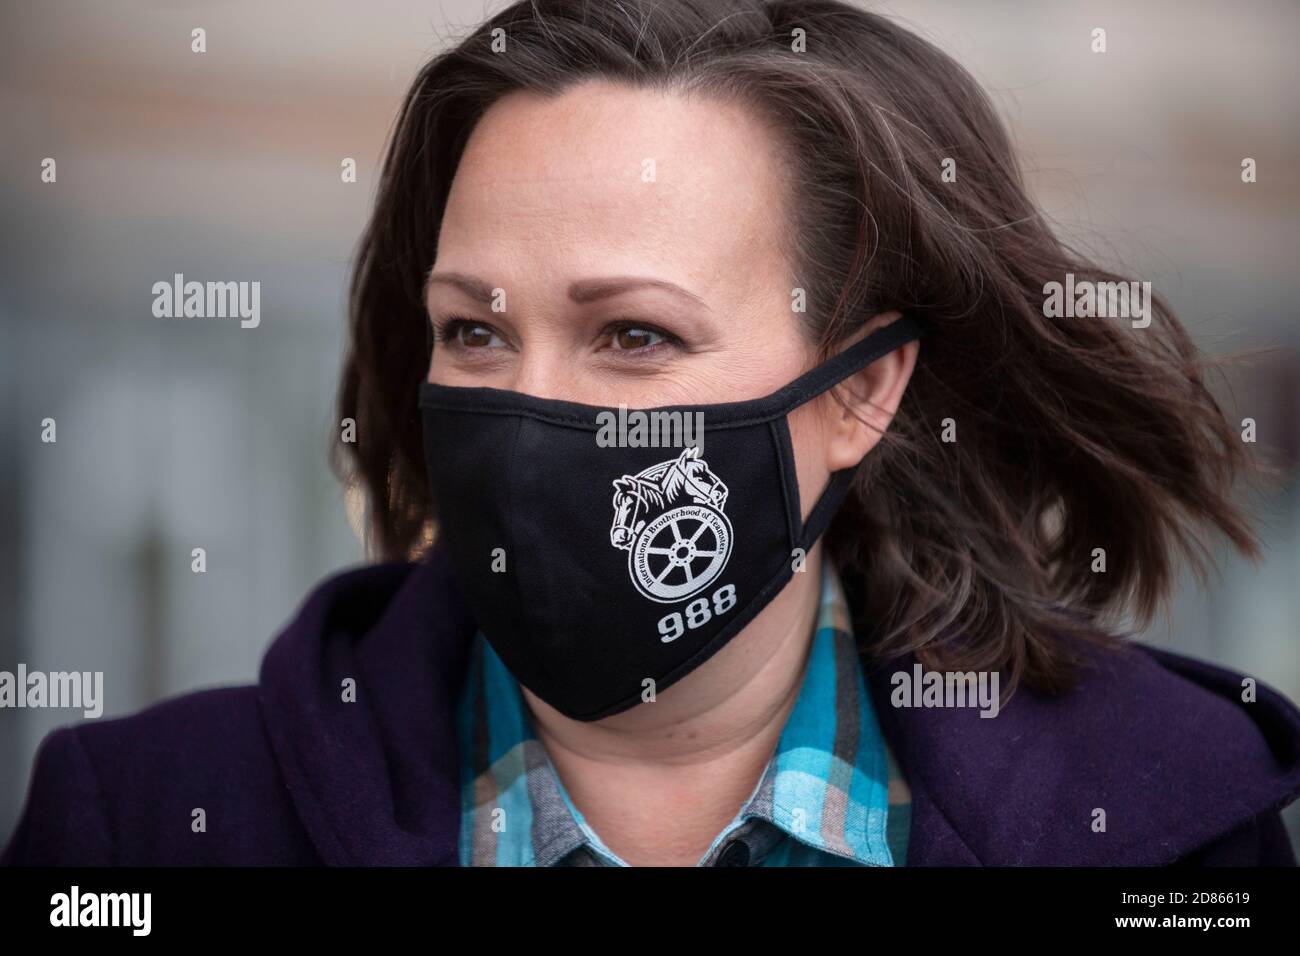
[[334, 0, 1260, 698]]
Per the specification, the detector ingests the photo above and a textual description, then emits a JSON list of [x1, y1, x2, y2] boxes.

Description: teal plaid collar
[[455, 559, 905, 866]]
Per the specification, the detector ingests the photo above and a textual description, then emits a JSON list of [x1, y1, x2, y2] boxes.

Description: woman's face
[[426, 80, 907, 525]]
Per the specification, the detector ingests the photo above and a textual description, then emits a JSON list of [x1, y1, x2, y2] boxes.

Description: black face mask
[[418, 315, 922, 721]]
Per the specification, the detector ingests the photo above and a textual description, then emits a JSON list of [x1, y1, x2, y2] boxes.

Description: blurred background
[[2, 0, 1298, 848]]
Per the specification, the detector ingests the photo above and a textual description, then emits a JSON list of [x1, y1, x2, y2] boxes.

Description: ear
[[819, 310, 919, 472]]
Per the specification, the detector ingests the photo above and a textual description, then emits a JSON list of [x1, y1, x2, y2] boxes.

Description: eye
[[605, 323, 680, 352], [435, 317, 506, 349]]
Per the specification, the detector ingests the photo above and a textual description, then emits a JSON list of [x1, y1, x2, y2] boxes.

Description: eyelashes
[[431, 315, 686, 356], [603, 320, 685, 353], [431, 316, 502, 349]]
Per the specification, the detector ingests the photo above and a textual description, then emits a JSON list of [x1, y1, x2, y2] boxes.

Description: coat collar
[[258, 542, 472, 865], [257, 542, 1300, 866], [864, 642, 1300, 865]]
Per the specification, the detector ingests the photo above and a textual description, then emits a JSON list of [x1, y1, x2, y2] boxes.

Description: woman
[[5, 0, 1298, 867]]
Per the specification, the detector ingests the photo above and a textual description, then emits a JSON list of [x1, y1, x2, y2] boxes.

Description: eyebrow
[[424, 271, 709, 310]]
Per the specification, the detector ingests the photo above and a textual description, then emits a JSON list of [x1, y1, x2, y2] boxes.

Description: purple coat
[[4, 540, 1299, 866]]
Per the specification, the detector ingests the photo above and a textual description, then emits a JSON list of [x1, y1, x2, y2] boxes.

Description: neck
[[522, 545, 826, 865]]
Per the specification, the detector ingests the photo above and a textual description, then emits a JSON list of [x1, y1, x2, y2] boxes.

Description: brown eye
[[611, 326, 666, 350], [451, 321, 503, 348]]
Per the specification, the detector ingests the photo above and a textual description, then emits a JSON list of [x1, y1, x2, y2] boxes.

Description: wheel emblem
[[629, 505, 732, 602]]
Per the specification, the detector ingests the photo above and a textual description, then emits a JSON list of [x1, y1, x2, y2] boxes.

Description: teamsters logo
[[609, 447, 733, 603]]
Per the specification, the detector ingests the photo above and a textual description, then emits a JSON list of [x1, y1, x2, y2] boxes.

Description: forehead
[[436, 81, 791, 286]]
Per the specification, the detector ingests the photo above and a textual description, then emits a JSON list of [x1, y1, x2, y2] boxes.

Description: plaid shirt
[[455, 558, 912, 866]]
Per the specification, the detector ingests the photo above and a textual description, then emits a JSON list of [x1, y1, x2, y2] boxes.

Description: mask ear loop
[[773, 313, 924, 416], [779, 313, 925, 549]]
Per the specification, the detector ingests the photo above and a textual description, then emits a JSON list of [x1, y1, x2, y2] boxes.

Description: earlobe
[[824, 311, 919, 472]]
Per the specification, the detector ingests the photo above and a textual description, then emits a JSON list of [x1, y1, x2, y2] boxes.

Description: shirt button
[[717, 840, 751, 867]]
